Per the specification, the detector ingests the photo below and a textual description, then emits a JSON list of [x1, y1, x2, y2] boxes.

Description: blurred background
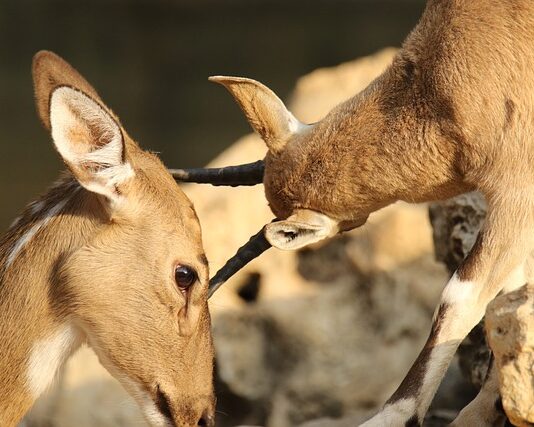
[[0, 0, 425, 231], [2, 2, 483, 427]]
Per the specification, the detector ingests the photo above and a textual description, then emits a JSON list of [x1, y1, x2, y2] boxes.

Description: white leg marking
[[417, 342, 459, 420], [26, 323, 82, 399], [441, 274, 477, 306], [360, 399, 416, 427]]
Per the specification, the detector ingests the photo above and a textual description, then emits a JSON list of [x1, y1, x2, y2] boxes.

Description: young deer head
[[0, 51, 214, 427]]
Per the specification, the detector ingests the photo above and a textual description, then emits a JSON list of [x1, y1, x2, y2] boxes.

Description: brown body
[[0, 52, 215, 427], [262, 0, 534, 229], [177, 1, 534, 425]]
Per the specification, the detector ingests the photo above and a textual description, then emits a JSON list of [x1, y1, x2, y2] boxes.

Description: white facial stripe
[[6, 189, 78, 269], [26, 323, 81, 398]]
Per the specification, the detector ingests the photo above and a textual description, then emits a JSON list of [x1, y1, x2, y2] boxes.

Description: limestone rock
[[486, 285, 534, 427], [428, 192, 487, 274]]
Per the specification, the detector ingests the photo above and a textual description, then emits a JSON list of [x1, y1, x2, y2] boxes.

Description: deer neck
[[291, 88, 467, 226], [0, 175, 103, 425]]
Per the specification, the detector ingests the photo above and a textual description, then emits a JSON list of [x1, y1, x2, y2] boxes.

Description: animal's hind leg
[[451, 258, 534, 427], [360, 196, 534, 427], [450, 358, 506, 427]]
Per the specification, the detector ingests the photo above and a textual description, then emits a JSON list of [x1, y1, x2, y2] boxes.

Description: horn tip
[[209, 75, 252, 86], [169, 169, 190, 180], [208, 279, 225, 298], [208, 75, 227, 83]]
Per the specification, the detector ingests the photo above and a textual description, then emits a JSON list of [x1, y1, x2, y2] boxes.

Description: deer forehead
[[115, 155, 202, 241]]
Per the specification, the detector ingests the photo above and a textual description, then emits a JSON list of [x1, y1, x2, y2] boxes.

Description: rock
[[428, 192, 487, 274], [214, 278, 434, 427], [486, 285, 534, 427]]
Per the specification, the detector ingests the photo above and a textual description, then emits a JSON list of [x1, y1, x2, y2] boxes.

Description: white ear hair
[[49, 86, 134, 202], [265, 210, 339, 250]]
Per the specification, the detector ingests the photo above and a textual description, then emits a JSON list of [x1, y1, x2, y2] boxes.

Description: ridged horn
[[208, 224, 272, 297], [170, 160, 264, 187]]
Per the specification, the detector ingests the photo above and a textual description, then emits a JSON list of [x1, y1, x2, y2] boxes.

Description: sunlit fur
[[213, 0, 534, 424], [0, 51, 214, 427]]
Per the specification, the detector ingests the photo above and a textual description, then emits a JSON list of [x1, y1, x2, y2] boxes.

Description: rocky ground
[[24, 49, 510, 427]]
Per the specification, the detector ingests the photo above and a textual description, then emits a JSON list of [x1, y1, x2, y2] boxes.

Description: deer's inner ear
[[265, 210, 339, 250], [49, 86, 134, 203]]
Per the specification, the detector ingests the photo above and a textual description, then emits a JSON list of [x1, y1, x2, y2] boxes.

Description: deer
[[172, 0, 534, 425], [0, 51, 215, 427]]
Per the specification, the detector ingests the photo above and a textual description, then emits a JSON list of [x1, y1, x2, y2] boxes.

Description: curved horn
[[208, 224, 272, 297], [170, 160, 264, 187]]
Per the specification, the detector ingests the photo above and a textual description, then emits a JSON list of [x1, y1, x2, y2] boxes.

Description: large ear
[[32, 50, 106, 130], [209, 76, 306, 153], [265, 209, 339, 250], [32, 51, 133, 204], [48, 85, 134, 203]]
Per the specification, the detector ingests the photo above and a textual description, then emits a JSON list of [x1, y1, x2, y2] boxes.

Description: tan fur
[[214, 1, 534, 424], [0, 52, 214, 427], [217, 0, 534, 227]]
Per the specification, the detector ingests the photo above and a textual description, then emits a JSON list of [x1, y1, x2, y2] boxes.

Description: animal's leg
[[451, 271, 531, 427], [360, 200, 534, 427], [450, 360, 506, 427]]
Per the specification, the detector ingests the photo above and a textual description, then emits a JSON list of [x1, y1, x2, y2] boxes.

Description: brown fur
[[0, 52, 214, 427], [212, 1, 534, 424], [218, 0, 534, 227]]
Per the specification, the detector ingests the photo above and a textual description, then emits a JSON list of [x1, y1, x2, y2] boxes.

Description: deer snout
[[155, 385, 215, 427], [197, 409, 215, 427]]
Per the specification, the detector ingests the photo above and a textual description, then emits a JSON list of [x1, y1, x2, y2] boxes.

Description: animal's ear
[[265, 210, 339, 250], [209, 76, 306, 153], [32, 50, 105, 130], [48, 85, 134, 203]]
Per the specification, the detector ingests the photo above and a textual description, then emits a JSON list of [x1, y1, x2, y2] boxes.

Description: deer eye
[[174, 265, 197, 290]]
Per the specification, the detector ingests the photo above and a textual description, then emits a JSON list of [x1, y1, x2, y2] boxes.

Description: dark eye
[[174, 265, 197, 290]]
